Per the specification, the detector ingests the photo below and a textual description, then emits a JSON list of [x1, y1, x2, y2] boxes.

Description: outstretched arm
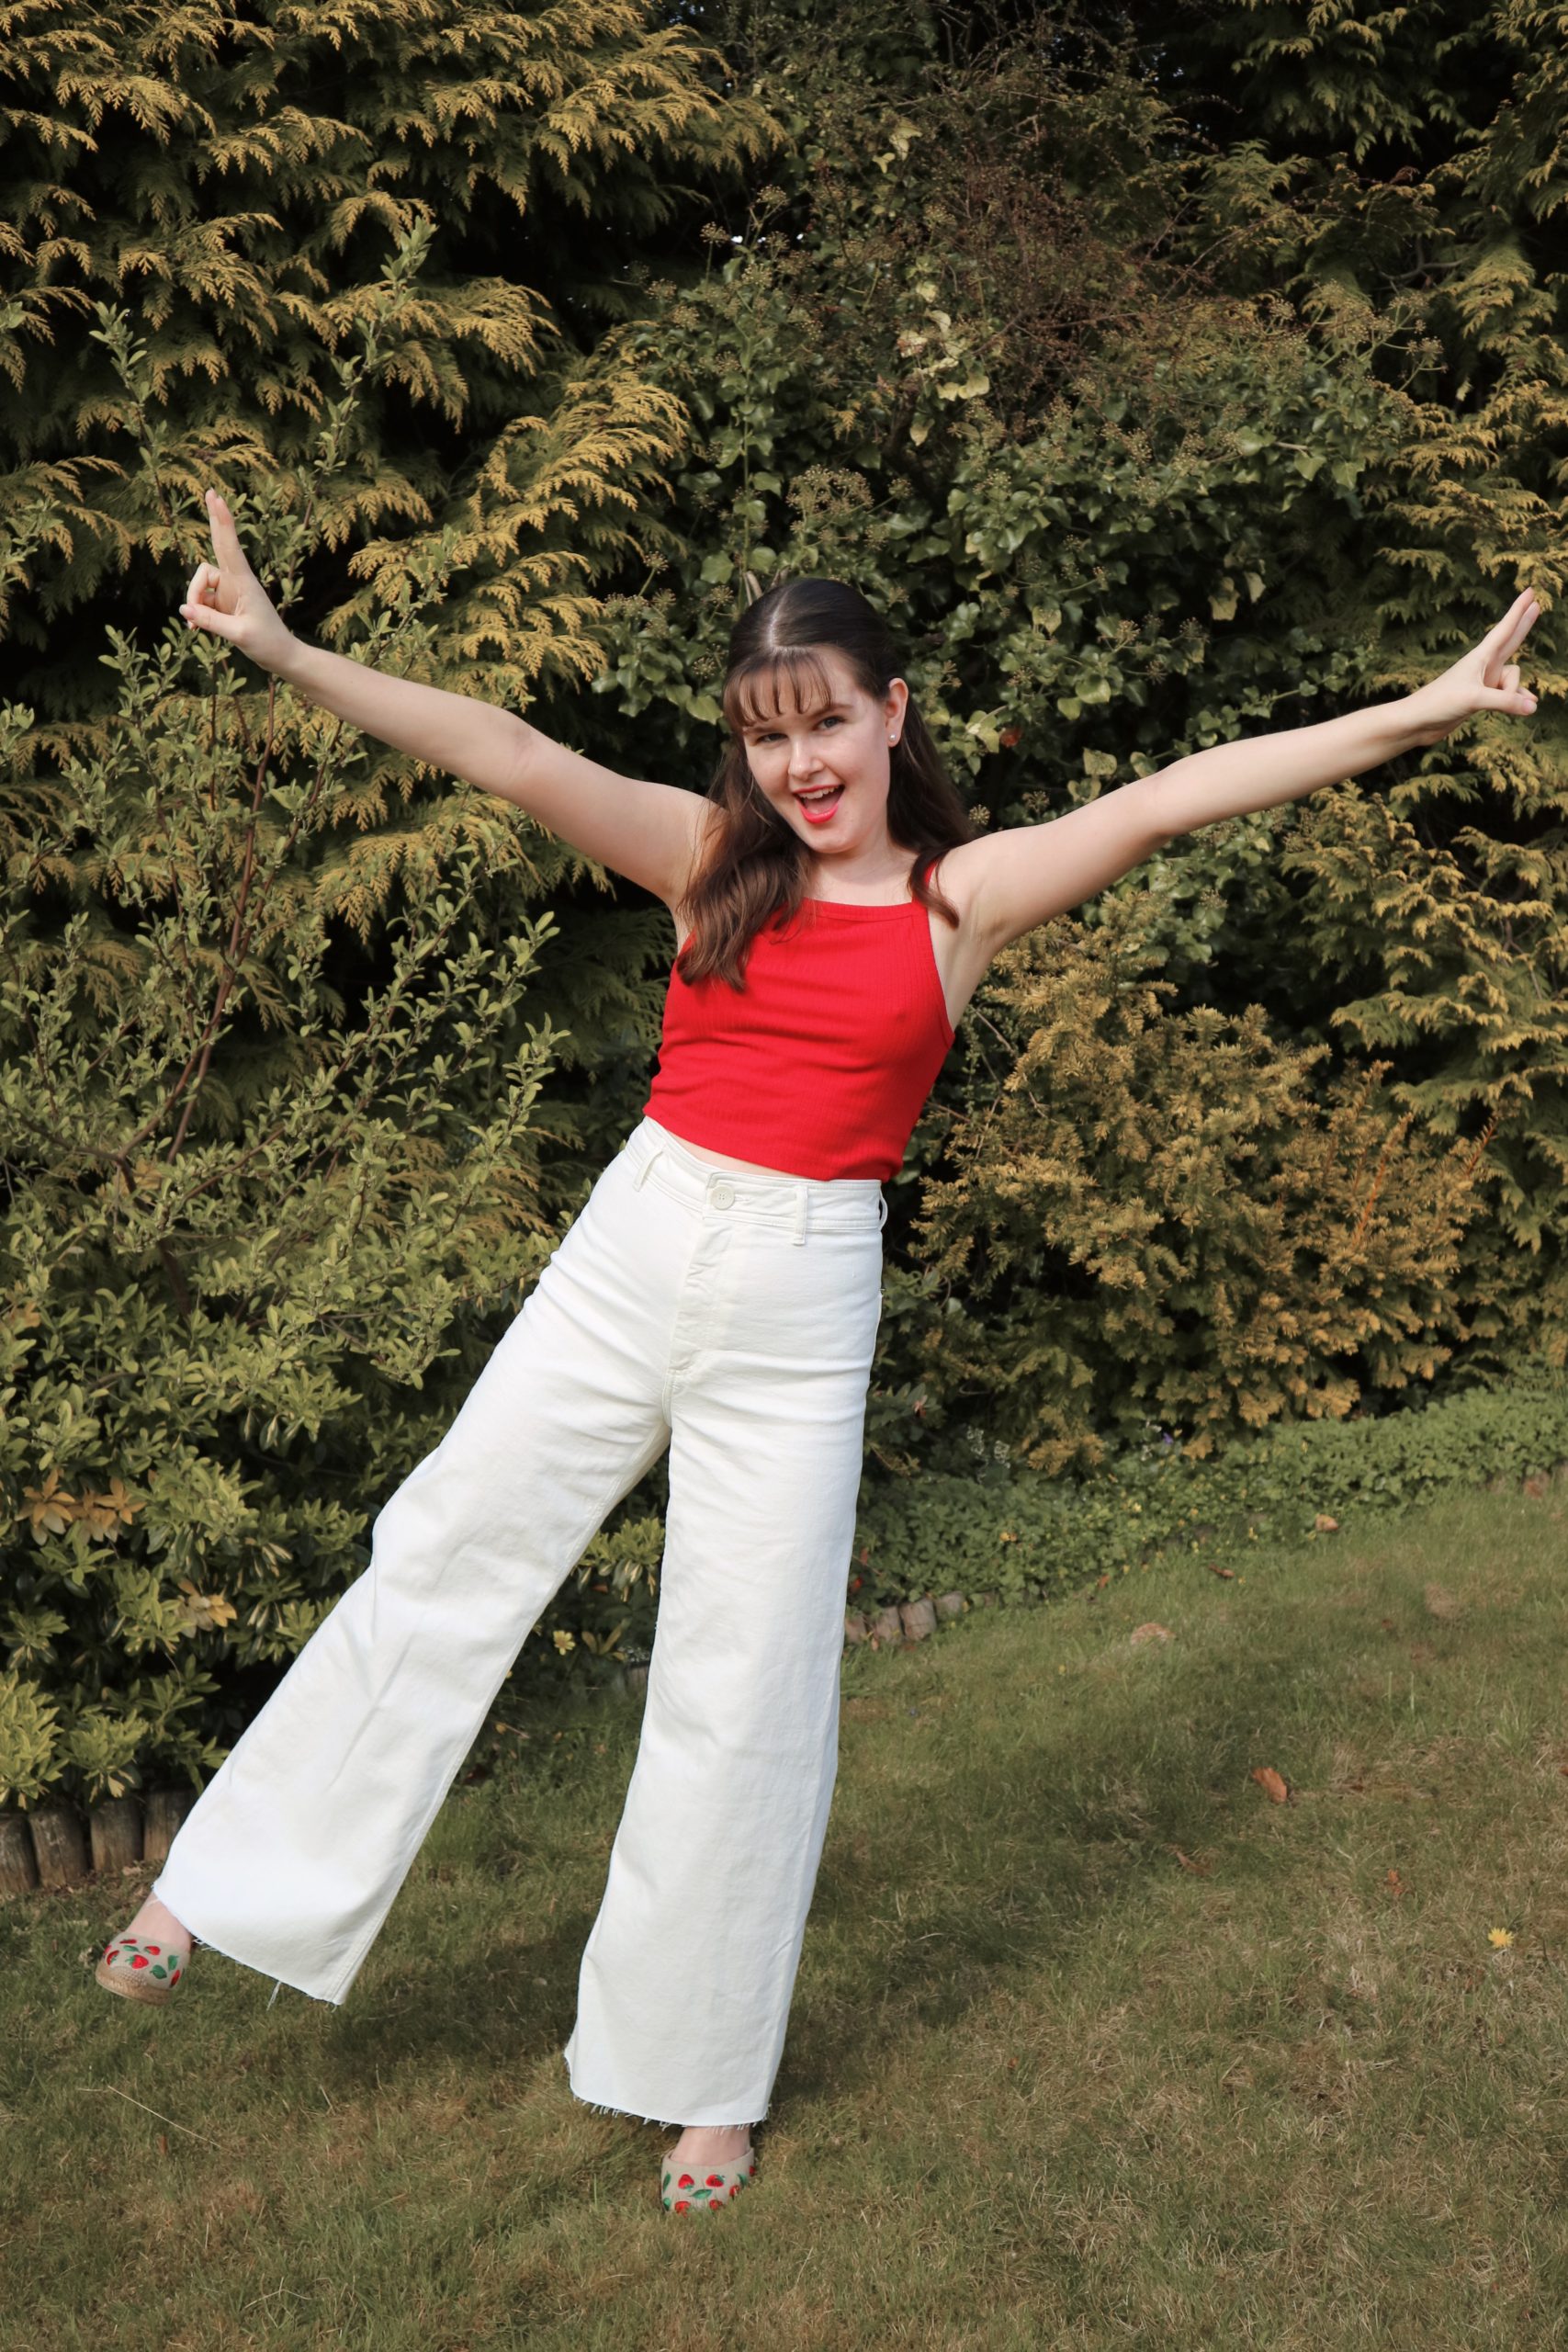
[[965, 590, 1544, 957], [179, 487, 708, 906]]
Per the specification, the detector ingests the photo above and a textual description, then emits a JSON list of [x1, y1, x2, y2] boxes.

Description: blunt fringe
[[674, 577, 976, 991]]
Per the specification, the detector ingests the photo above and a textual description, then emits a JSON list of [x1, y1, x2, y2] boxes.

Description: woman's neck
[[805, 838, 914, 899]]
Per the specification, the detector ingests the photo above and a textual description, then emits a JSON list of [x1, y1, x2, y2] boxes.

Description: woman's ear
[[884, 677, 910, 745]]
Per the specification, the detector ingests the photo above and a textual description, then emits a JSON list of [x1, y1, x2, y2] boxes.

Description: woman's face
[[737, 646, 909, 858]]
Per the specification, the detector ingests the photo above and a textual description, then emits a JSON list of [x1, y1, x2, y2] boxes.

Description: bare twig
[[77, 2082, 227, 2150]]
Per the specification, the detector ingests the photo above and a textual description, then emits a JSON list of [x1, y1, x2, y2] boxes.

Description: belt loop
[[633, 1146, 662, 1192], [793, 1182, 808, 1246], [878, 1191, 888, 1230]]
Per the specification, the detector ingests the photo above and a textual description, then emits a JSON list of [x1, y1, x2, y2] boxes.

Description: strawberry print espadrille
[[95, 1936, 189, 2005], [660, 2146, 757, 2213]]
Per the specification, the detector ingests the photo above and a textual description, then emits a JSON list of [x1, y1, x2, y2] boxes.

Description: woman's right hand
[[178, 488, 296, 673]]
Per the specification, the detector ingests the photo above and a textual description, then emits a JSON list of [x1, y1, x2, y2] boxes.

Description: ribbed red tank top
[[641, 858, 957, 1181]]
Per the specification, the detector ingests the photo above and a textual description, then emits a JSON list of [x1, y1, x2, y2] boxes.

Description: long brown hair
[[674, 578, 976, 990]]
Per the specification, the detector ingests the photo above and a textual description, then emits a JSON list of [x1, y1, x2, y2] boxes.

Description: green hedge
[[503, 1363, 1568, 1714], [847, 1363, 1568, 1615]]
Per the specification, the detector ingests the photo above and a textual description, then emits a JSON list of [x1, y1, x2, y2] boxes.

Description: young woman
[[96, 489, 1541, 2212]]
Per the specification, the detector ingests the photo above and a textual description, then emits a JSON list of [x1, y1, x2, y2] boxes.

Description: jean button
[[710, 1180, 736, 1209]]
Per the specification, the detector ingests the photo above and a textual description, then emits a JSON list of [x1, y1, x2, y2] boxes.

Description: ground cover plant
[[6, 1475, 1566, 2349]]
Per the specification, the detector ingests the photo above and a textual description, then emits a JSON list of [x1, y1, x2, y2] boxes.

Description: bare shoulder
[[933, 787, 1166, 956], [928, 836, 1001, 952], [929, 835, 988, 909]]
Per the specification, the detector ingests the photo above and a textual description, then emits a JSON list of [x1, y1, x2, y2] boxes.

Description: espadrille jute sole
[[95, 1936, 189, 2004], [660, 2146, 756, 2212]]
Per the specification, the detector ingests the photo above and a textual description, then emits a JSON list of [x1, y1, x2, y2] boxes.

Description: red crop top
[[641, 858, 958, 1181]]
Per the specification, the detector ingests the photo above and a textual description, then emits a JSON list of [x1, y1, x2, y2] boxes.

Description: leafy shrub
[[0, 0, 769, 1813], [0, 243, 622, 1813], [893, 891, 1497, 1476], [584, 0, 1564, 1443]]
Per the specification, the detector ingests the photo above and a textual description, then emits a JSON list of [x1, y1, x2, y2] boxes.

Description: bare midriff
[[668, 1136, 803, 1177]]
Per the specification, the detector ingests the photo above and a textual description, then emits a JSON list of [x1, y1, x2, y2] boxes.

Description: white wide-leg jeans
[[152, 1114, 887, 2128]]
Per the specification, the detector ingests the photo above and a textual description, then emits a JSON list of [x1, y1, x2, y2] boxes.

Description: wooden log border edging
[[0, 1587, 981, 1902], [0, 1786, 197, 1903]]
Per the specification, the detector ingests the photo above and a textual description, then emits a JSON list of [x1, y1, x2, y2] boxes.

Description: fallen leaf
[[1130, 1621, 1173, 1646], [1251, 1766, 1290, 1804], [1171, 1846, 1212, 1876], [1523, 1476, 1547, 1500], [1314, 1513, 1339, 1533], [1386, 1869, 1404, 1897], [1424, 1582, 1461, 1620], [1207, 1561, 1236, 1580]]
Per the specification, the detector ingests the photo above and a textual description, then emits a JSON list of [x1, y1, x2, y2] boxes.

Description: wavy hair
[[674, 577, 976, 990]]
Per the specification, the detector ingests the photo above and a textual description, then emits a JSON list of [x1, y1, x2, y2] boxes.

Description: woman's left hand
[[1401, 588, 1544, 745]]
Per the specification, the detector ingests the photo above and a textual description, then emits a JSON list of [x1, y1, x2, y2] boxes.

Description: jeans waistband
[[624, 1116, 888, 1242]]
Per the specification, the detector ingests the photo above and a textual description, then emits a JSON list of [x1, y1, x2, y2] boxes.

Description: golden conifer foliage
[[0, 0, 774, 1110], [909, 896, 1493, 1474], [0, 0, 773, 706], [0, 5, 773, 1811]]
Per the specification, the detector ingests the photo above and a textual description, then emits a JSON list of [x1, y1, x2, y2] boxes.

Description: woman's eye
[[750, 715, 840, 744]]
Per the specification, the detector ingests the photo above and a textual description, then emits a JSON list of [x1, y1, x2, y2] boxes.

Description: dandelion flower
[[1489, 1927, 1515, 1950]]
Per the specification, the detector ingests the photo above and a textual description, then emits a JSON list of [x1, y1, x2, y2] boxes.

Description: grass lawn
[[6, 1478, 1568, 2350]]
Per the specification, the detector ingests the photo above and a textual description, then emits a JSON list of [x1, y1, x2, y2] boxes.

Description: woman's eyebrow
[[743, 701, 851, 731]]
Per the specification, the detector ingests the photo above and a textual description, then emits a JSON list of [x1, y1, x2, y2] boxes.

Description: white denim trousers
[[152, 1114, 887, 2128]]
